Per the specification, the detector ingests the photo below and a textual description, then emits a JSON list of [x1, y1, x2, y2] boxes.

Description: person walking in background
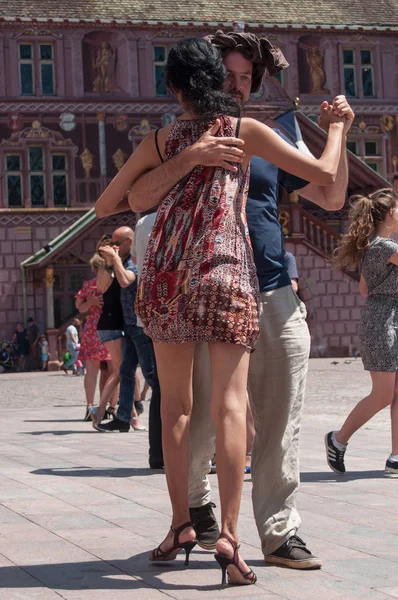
[[27, 316, 40, 371], [326, 188, 398, 475], [89, 234, 124, 429], [126, 208, 163, 467], [75, 253, 113, 421], [40, 334, 50, 371], [12, 323, 30, 371], [96, 226, 148, 434], [65, 318, 81, 376]]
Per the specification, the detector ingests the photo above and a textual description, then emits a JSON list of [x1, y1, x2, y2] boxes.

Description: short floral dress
[[360, 237, 398, 371], [135, 116, 259, 349], [75, 278, 111, 361]]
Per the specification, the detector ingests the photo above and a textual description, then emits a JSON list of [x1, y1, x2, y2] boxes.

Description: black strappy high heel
[[214, 533, 257, 586], [149, 521, 197, 566]]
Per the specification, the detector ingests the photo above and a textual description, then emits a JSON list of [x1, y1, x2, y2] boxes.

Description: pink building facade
[[0, 3, 397, 357]]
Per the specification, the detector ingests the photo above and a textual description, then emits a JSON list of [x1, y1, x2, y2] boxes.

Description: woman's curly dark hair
[[166, 38, 240, 122]]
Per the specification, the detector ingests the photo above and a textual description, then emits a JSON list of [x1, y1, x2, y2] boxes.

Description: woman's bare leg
[[84, 360, 100, 407], [209, 342, 253, 578], [151, 342, 196, 550], [336, 371, 396, 444], [142, 381, 150, 401], [131, 401, 145, 430], [99, 362, 108, 395], [134, 376, 141, 401], [390, 373, 398, 455], [245, 396, 255, 471], [95, 340, 123, 422]]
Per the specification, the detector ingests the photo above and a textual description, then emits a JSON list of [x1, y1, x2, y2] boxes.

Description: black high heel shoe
[[149, 521, 197, 566], [214, 533, 257, 586], [104, 406, 116, 420]]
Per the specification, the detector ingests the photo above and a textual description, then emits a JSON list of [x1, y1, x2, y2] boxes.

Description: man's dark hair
[[27, 317, 34, 323], [393, 173, 398, 182], [206, 30, 289, 93], [166, 38, 240, 122]]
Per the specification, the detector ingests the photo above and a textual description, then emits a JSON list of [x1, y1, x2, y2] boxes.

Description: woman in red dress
[[75, 254, 112, 421], [96, 38, 345, 585]]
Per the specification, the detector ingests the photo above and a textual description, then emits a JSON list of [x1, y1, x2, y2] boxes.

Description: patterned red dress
[[135, 117, 259, 349], [75, 279, 111, 361]]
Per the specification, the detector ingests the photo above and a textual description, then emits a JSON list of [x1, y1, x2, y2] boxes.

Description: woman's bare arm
[[95, 120, 246, 216], [241, 118, 345, 186], [386, 251, 398, 266], [127, 120, 246, 212], [96, 267, 113, 294], [359, 274, 368, 297], [95, 132, 162, 218]]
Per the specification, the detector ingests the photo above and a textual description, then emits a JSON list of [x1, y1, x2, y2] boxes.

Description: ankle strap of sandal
[[171, 521, 193, 545], [218, 533, 239, 550]]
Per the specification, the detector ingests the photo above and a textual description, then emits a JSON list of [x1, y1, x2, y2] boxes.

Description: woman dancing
[[326, 188, 398, 475], [96, 38, 345, 585]]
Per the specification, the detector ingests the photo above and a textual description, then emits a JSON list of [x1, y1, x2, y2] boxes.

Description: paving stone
[[375, 588, 398, 598], [1, 360, 398, 598]]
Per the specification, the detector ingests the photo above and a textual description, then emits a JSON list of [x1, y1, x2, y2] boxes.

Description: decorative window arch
[[0, 121, 78, 208]]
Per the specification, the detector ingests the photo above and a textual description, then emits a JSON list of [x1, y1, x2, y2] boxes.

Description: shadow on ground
[[23, 430, 102, 436], [31, 466, 160, 478], [24, 420, 85, 423], [0, 552, 247, 593], [300, 470, 392, 482]]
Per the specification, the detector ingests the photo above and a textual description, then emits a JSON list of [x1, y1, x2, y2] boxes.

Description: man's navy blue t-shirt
[[246, 131, 308, 293]]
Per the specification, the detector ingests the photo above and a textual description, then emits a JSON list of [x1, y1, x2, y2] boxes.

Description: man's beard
[[228, 88, 246, 107]]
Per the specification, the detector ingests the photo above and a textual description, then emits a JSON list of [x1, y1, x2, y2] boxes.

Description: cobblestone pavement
[[1, 358, 398, 599]]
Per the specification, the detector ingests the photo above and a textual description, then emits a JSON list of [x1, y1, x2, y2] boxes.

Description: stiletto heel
[[149, 521, 197, 566], [214, 554, 229, 584], [214, 533, 257, 586], [183, 541, 196, 565]]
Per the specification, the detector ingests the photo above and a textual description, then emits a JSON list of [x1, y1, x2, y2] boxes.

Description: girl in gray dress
[[325, 188, 398, 474]]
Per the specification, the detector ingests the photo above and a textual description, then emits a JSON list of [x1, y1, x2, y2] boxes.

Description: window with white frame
[[18, 42, 55, 96], [360, 50, 374, 97], [342, 48, 375, 98], [39, 44, 55, 95], [346, 140, 358, 155], [3, 144, 73, 208], [346, 137, 383, 174], [153, 46, 168, 96], [52, 154, 68, 206], [29, 146, 46, 205], [19, 44, 34, 96], [6, 154, 23, 207]]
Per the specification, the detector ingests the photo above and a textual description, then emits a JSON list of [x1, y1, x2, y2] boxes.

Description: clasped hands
[[190, 95, 354, 174]]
